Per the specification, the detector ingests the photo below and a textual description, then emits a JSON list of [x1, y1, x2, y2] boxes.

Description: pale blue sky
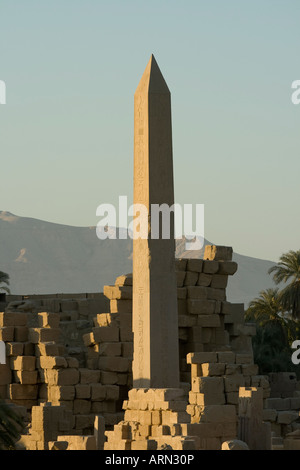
[[0, 1, 299, 261]]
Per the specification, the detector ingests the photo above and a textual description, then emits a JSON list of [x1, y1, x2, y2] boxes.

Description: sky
[[0, 1, 299, 262]]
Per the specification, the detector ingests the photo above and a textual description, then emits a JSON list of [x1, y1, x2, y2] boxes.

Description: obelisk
[[132, 55, 180, 388]]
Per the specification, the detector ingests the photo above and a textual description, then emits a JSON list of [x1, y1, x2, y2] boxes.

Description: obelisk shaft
[[132, 55, 180, 388]]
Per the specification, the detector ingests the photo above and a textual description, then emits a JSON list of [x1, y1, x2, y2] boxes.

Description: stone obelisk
[[132, 55, 179, 388]]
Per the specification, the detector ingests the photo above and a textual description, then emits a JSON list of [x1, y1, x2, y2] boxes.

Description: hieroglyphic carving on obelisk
[[132, 55, 179, 388]]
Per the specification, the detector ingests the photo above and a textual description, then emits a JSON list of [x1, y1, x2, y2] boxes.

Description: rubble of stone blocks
[[185, 351, 269, 449], [262, 372, 300, 448], [104, 388, 198, 450], [0, 309, 122, 442], [2, 294, 109, 366], [238, 387, 271, 450], [1, 245, 300, 450]]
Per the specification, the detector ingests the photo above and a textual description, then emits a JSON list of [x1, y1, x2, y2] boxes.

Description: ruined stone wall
[[1, 252, 300, 449]]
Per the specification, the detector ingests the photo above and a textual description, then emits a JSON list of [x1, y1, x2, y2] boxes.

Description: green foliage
[[268, 250, 300, 319], [0, 400, 25, 450], [246, 249, 300, 376], [0, 270, 10, 294], [251, 322, 300, 377]]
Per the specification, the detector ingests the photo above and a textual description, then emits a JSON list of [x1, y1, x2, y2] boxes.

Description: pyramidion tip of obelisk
[[135, 54, 170, 96]]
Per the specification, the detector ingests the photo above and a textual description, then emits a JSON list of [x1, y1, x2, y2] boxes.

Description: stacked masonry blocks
[[82, 274, 133, 427], [0, 245, 271, 449], [185, 350, 270, 450], [104, 388, 197, 450], [0, 311, 38, 410], [21, 403, 74, 450]]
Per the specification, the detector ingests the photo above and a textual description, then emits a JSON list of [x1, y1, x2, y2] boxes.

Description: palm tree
[[268, 250, 300, 319], [246, 287, 284, 326], [0, 271, 10, 294], [0, 400, 25, 450], [246, 288, 300, 375]]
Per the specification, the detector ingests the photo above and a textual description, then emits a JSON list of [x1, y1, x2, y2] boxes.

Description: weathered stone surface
[[222, 439, 249, 450], [132, 55, 179, 388], [204, 245, 233, 261]]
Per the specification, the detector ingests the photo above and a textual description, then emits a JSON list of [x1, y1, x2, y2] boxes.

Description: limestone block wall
[[0, 255, 261, 434], [262, 372, 300, 444], [2, 250, 296, 449]]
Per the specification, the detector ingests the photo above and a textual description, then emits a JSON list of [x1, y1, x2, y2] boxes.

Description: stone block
[[5, 342, 24, 356], [187, 286, 207, 299], [290, 397, 300, 410], [10, 356, 36, 371], [0, 326, 14, 341], [9, 384, 38, 400], [177, 287, 187, 299], [45, 368, 79, 386], [122, 342, 133, 358], [225, 364, 242, 375], [201, 363, 226, 377], [178, 314, 197, 327], [99, 342, 122, 357], [224, 375, 245, 393], [204, 245, 233, 261], [218, 351, 236, 363], [210, 275, 228, 289], [14, 326, 28, 342], [207, 287, 226, 301], [242, 364, 259, 376], [0, 364, 11, 385], [35, 342, 60, 356], [73, 399, 91, 415], [262, 409, 277, 422], [60, 300, 78, 312], [58, 435, 96, 450], [226, 392, 239, 405], [91, 384, 107, 401], [103, 285, 132, 300], [197, 273, 212, 287], [187, 299, 216, 314], [222, 439, 249, 450], [92, 326, 120, 343], [217, 261, 238, 275], [277, 411, 299, 425], [100, 371, 118, 384], [198, 404, 237, 423], [192, 377, 225, 402], [131, 440, 157, 450], [75, 384, 91, 399], [187, 352, 218, 364], [94, 415, 106, 450], [110, 300, 132, 313], [49, 385, 76, 401], [197, 314, 221, 328], [176, 271, 186, 287], [203, 260, 219, 274], [98, 356, 130, 373], [79, 369, 100, 384], [28, 328, 60, 344], [38, 312, 60, 328], [0, 312, 27, 327], [184, 271, 198, 287], [175, 259, 187, 271], [187, 259, 203, 273], [15, 370, 38, 385], [235, 353, 253, 364], [114, 273, 133, 286], [39, 356, 68, 369]]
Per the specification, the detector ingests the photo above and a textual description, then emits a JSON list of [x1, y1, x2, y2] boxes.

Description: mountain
[[0, 211, 276, 307]]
